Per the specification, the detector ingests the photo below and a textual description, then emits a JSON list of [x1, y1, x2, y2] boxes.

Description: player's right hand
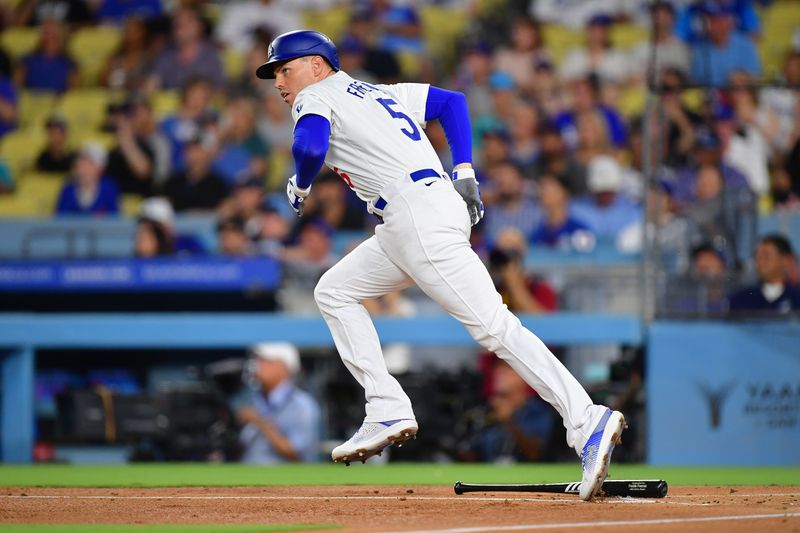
[[286, 175, 311, 216], [452, 167, 484, 226]]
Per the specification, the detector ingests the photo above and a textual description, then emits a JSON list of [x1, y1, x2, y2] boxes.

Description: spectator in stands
[[494, 16, 550, 93], [481, 161, 541, 244], [463, 360, 555, 463], [256, 89, 294, 169], [0, 70, 17, 139], [219, 173, 269, 244], [531, 174, 595, 251], [217, 215, 252, 256], [97, 0, 163, 24], [672, 127, 752, 208], [36, 114, 76, 173], [373, 2, 424, 55], [279, 217, 337, 314], [138, 196, 206, 256], [15, 19, 78, 94], [760, 51, 800, 154], [216, 0, 301, 54], [689, 2, 761, 86], [684, 163, 753, 263], [571, 155, 642, 243], [728, 234, 800, 313], [339, 7, 401, 83], [553, 75, 627, 150], [148, 7, 225, 90], [212, 96, 268, 186], [476, 126, 511, 178], [99, 16, 153, 91], [163, 133, 228, 212], [676, 0, 761, 43], [335, 36, 376, 84], [13, 0, 93, 26], [531, 124, 586, 197], [530, 59, 562, 118], [691, 242, 727, 279], [490, 228, 557, 313], [574, 110, 615, 166], [134, 216, 174, 258], [630, 1, 690, 82], [781, 106, 800, 209], [652, 68, 701, 167], [255, 204, 290, 257], [531, 0, 624, 30], [714, 99, 769, 197], [55, 142, 120, 216], [508, 102, 541, 176], [450, 41, 494, 119], [302, 171, 366, 230], [160, 76, 216, 172], [559, 14, 629, 86], [106, 94, 170, 196], [238, 342, 320, 463], [484, 71, 518, 127]]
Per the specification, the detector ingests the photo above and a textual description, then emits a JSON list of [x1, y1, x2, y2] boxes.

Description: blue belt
[[374, 168, 441, 213]]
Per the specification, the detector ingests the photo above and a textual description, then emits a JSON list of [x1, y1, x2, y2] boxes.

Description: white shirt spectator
[[531, 0, 624, 29], [559, 47, 630, 84], [216, 0, 303, 53], [630, 37, 690, 78], [724, 126, 770, 196]]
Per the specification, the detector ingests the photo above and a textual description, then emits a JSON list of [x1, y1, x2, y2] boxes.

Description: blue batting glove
[[286, 175, 311, 216]]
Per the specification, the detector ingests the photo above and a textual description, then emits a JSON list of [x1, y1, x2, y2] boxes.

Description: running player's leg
[[376, 182, 606, 452], [314, 235, 416, 422]]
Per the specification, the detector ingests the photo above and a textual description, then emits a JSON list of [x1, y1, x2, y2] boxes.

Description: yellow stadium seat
[[421, 6, 468, 66], [618, 86, 646, 118], [18, 90, 57, 132], [266, 149, 290, 192], [397, 50, 421, 79], [223, 48, 246, 80], [14, 172, 63, 215], [121, 193, 143, 217], [0, 130, 46, 177], [611, 24, 648, 50], [55, 89, 110, 132], [0, 26, 39, 60], [151, 90, 180, 119], [68, 25, 122, 87], [542, 24, 584, 66], [302, 5, 350, 42]]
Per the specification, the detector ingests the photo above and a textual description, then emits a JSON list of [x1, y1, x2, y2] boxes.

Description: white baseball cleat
[[331, 419, 418, 466], [579, 409, 626, 501]]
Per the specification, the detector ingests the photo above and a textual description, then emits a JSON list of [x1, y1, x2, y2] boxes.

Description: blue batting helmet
[[256, 30, 340, 80]]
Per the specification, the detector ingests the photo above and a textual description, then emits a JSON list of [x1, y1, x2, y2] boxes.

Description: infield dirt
[[1, 485, 799, 532]]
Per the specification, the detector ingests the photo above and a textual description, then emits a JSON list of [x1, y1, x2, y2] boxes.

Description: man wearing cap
[[55, 142, 120, 216], [688, 2, 761, 86], [571, 155, 642, 243], [238, 342, 320, 464]]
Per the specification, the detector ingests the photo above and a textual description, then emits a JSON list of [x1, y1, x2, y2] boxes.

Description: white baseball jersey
[[291, 71, 445, 202]]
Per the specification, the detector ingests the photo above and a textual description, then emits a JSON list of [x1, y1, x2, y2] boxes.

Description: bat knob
[[454, 481, 464, 495]]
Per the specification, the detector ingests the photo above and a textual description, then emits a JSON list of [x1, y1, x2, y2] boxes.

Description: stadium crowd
[[0, 0, 799, 314]]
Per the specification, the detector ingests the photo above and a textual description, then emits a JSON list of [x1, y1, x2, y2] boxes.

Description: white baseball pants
[[313, 173, 607, 453]]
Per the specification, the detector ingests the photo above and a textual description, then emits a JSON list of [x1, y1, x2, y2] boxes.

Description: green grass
[[0, 463, 798, 487], [1, 526, 336, 533]]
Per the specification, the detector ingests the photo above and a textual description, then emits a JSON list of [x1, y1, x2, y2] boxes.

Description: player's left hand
[[286, 175, 311, 216], [452, 167, 484, 226]]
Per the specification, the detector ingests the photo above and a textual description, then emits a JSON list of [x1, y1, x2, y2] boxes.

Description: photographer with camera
[[105, 94, 171, 197], [489, 227, 557, 314], [238, 343, 320, 464]]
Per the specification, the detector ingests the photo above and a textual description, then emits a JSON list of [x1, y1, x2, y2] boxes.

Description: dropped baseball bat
[[453, 479, 668, 498]]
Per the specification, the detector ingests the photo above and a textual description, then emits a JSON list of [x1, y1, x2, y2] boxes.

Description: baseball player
[[256, 30, 625, 501]]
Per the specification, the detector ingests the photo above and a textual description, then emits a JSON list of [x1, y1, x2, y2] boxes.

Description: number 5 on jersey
[[376, 97, 421, 141]]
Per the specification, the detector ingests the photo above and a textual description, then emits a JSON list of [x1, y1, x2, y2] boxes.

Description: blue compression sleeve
[[292, 114, 331, 190], [424, 86, 473, 166]]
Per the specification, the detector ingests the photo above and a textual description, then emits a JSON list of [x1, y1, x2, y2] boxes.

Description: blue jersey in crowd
[[55, 177, 120, 216]]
